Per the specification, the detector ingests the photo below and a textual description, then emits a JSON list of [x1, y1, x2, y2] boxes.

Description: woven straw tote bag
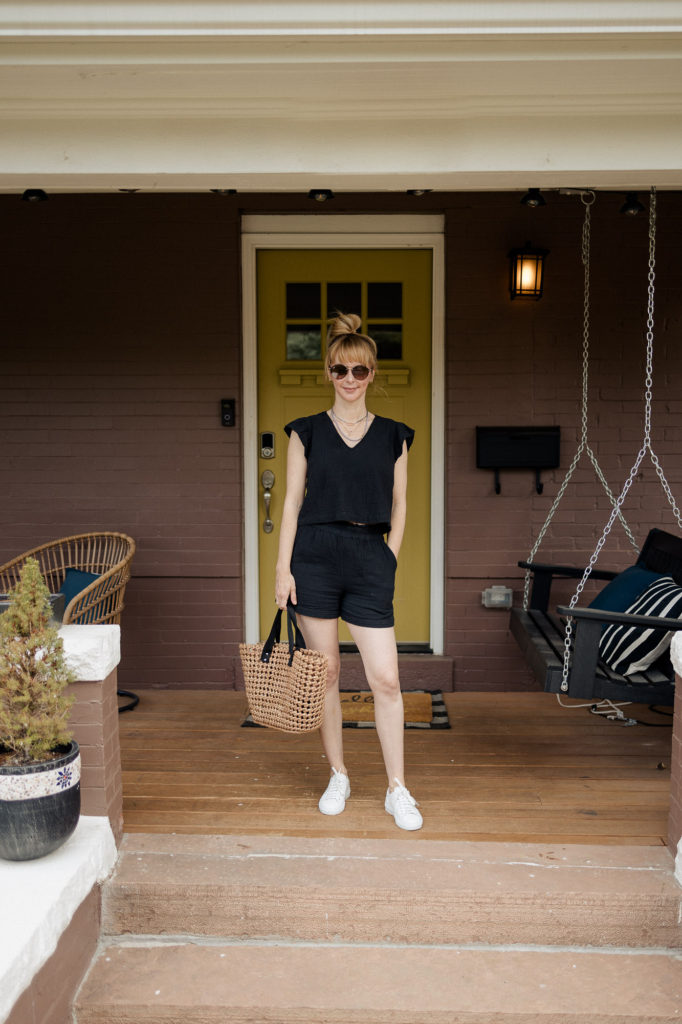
[[240, 607, 327, 732]]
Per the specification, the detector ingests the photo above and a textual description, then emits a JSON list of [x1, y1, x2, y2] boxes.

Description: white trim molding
[[3, 3, 682, 37], [241, 214, 446, 654], [2, 3, 682, 190]]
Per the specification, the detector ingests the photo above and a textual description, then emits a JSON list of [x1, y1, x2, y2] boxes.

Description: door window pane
[[286, 325, 322, 360], [286, 283, 321, 319], [368, 282, 402, 318], [370, 324, 403, 360], [327, 282, 362, 318]]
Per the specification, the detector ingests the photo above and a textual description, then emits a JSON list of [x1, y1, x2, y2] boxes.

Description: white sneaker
[[318, 768, 350, 815], [385, 779, 423, 831]]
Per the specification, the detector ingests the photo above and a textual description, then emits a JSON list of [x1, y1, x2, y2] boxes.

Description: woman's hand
[[275, 569, 297, 610], [274, 432, 306, 611]]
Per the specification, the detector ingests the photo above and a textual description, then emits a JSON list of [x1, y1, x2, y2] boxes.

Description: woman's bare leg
[[296, 614, 345, 774], [347, 622, 404, 786]]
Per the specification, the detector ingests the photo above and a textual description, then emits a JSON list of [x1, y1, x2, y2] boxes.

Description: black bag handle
[[260, 605, 307, 666]]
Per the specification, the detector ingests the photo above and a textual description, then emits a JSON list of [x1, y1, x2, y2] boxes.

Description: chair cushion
[[589, 564, 663, 613], [599, 575, 682, 676], [59, 568, 100, 619]]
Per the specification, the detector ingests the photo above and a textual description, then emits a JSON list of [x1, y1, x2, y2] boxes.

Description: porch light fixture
[[520, 188, 545, 208], [308, 189, 334, 202], [406, 189, 432, 196], [210, 189, 237, 195], [22, 189, 47, 202], [620, 192, 645, 216], [508, 242, 548, 300]]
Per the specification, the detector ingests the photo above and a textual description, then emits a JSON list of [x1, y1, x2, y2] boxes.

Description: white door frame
[[241, 214, 445, 653]]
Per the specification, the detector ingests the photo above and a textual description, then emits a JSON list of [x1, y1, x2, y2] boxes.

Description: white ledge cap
[[58, 624, 121, 681], [0, 816, 117, 1023], [671, 632, 682, 679]]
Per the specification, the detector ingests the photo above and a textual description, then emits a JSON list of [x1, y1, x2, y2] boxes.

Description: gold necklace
[[330, 407, 367, 425], [330, 408, 369, 443]]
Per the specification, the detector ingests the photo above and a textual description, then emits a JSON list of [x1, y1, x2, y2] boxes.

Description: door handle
[[261, 469, 275, 533]]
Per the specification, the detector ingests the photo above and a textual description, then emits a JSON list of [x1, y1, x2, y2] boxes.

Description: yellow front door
[[256, 248, 432, 644]]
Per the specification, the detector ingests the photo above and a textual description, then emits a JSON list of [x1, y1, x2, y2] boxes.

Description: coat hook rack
[[476, 426, 560, 495]]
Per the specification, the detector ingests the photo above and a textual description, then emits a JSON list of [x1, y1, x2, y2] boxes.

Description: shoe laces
[[327, 767, 348, 793], [391, 779, 419, 810]]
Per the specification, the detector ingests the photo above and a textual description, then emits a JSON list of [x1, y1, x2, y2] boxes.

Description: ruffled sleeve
[[393, 421, 415, 461], [284, 416, 312, 457]]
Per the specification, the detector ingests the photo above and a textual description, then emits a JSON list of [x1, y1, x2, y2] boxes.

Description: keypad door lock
[[260, 431, 275, 459]]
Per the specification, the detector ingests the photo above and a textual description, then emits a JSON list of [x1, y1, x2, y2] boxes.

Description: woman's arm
[[275, 431, 307, 609], [387, 440, 409, 560]]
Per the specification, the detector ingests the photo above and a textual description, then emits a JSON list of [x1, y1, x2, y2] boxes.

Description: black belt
[[337, 521, 385, 535]]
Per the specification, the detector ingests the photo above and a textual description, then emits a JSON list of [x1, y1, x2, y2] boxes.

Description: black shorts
[[291, 522, 397, 628]]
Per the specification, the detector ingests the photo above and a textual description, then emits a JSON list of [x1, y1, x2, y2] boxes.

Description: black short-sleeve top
[[284, 412, 414, 531]]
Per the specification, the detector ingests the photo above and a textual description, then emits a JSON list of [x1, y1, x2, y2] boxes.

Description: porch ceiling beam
[[3, 111, 682, 192]]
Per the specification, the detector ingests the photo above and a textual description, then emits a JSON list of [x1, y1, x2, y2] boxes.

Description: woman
[[275, 312, 422, 831]]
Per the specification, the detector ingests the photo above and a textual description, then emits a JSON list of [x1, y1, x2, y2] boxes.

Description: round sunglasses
[[329, 364, 371, 381]]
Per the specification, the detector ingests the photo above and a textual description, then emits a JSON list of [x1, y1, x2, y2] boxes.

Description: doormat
[[242, 690, 450, 729]]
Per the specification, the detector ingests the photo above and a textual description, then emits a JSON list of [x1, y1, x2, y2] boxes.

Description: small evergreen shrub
[[0, 558, 76, 766]]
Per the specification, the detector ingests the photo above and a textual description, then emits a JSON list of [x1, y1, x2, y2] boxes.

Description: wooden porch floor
[[119, 691, 673, 845]]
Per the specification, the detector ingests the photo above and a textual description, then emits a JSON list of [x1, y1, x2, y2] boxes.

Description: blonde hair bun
[[328, 312, 363, 338], [325, 311, 378, 373]]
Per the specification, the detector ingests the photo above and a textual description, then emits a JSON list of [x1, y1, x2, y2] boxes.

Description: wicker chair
[[0, 532, 136, 625]]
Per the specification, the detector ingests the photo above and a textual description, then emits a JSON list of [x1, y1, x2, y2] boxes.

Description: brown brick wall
[[2, 194, 243, 690], [122, 577, 242, 688], [2, 191, 681, 691], [68, 668, 123, 842], [5, 883, 100, 1024]]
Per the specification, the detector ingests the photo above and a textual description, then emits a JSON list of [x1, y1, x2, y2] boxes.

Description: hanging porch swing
[[510, 188, 682, 707]]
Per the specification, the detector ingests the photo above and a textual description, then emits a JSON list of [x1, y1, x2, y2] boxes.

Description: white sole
[[385, 807, 423, 830], [387, 819, 423, 831]]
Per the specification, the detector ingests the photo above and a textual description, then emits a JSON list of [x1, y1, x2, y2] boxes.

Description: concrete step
[[74, 940, 682, 1023], [103, 834, 682, 949]]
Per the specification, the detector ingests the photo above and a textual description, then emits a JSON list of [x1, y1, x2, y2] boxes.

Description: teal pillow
[[59, 568, 100, 622], [589, 565, 663, 613]]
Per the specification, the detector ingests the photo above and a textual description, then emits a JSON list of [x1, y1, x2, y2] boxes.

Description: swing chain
[[523, 193, 596, 609], [523, 191, 637, 610], [580, 192, 636, 545], [645, 189, 682, 530], [643, 190, 656, 447], [579, 197, 591, 445], [561, 186, 682, 691]]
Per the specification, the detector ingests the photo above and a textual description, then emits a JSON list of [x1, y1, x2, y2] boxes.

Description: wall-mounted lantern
[[308, 189, 335, 202], [508, 242, 548, 300]]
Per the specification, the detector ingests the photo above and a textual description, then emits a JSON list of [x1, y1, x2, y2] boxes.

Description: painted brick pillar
[[61, 625, 123, 844], [668, 633, 682, 883], [1, 623, 121, 1024]]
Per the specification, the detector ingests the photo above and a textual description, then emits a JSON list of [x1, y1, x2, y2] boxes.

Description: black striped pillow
[[599, 575, 682, 676]]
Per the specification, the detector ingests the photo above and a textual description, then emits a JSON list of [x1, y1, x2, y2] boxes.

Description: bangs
[[327, 337, 377, 370]]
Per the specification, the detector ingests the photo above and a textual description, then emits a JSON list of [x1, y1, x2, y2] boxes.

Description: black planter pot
[[0, 741, 81, 861]]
